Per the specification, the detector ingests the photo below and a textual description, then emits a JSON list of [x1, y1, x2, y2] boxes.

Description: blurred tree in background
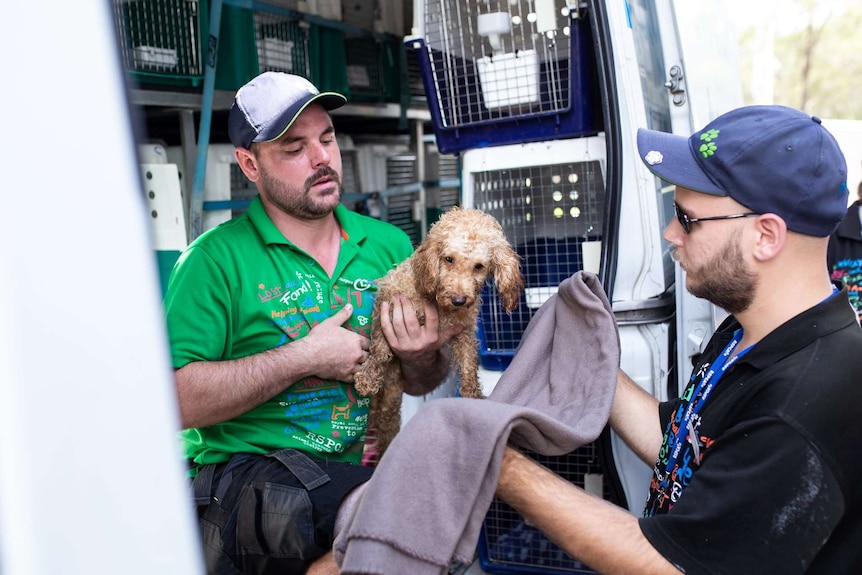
[[735, 0, 862, 119]]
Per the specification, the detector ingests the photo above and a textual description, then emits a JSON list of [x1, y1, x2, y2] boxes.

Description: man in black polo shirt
[[497, 105, 862, 574]]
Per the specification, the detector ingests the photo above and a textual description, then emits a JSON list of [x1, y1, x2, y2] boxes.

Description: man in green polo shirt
[[164, 72, 459, 575]]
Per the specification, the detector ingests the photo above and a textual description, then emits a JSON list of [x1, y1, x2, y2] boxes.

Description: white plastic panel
[[141, 163, 188, 251], [0, 2, 203, 573]]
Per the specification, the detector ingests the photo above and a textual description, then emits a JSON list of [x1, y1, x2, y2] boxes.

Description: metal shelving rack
[[115, 0, 453, 248]]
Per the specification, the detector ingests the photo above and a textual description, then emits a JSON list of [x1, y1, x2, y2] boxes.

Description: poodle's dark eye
[[474, 263, 485, 271], [445, 256, 454, 264]]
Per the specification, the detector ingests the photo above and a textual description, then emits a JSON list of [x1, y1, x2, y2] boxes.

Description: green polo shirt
[[164, 197, 413, 467]]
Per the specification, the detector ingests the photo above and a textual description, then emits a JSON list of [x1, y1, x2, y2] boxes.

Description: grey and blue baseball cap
[[228, 72, 347, 149], [637, 105, 849, 237]]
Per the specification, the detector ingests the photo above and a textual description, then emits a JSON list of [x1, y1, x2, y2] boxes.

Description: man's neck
[[267, 205, 343, 276], [734, 277, 835, 351]]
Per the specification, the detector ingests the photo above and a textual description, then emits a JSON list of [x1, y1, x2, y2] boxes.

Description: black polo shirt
[[640, 288, 862, 574]]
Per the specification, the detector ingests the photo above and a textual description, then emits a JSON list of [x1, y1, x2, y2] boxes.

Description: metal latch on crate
[[565, 0, 588, 19]]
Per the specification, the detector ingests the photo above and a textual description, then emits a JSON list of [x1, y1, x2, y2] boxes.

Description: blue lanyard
[[662, 328, 749, 484], [659, 286, 838, 489]]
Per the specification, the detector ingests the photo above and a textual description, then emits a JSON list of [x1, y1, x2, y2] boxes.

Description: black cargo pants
[[190, 449, 373, 575]]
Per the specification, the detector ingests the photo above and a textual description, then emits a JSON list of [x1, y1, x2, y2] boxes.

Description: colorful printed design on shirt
[[643, 363, 715, 517], [252, 271, 379, 458], [278, 381, 372, 455], [830, 258, 862, 318], [259, 271, 376, 343]]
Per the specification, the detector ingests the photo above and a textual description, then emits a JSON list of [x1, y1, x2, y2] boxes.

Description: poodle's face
[[434, 236, 496, 311], [414, 208, 523, 313]]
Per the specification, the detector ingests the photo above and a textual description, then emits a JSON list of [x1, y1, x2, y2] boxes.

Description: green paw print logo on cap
[[698, 129, 720, 158]]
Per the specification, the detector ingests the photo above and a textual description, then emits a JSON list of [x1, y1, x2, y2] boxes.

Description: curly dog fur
[[354, 207, 523, 457]]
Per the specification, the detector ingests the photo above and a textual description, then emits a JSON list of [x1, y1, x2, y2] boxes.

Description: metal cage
[[112, 0, 205, 84], [408, 0, 600, 153], [479, 448, 605, 574], [254, 3, 311, 77], [470, 155, 605, 369]]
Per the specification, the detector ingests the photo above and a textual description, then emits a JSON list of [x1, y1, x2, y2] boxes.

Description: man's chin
[[309, 184, 341, 201], [306, 190, 342, 216], [684, 276, 703, 298]]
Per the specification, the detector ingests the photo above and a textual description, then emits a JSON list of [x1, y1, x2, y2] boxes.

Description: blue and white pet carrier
[[406, 0, 601, 154], [462, 137, 607, 370]]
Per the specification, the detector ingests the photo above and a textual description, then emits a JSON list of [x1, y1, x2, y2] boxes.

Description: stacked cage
[[385, 154, 423, 244], [464, 139, 607, 573], [411, 1, 608, 572], [112, 0, 206, 86], [338, 0, 403, 102], [425, 145, 461, 220], [469, 153, 604, 370], [254, 2, 312, 77], [407, 0, 600, 154]]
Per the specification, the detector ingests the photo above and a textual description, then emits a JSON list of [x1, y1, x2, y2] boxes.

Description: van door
[[0, 2, 203, 574]]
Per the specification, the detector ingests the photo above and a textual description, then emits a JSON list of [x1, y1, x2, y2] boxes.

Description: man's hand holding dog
[[381, 295, 464, 395], [298, 304, 371, 384]]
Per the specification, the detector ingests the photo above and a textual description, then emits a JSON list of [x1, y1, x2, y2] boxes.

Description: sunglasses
[[673, 202, 760, 234]]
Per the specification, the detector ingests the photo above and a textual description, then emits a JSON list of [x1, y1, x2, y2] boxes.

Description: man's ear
[[752, 213, 787, 262], [234, 147, 260, 183]]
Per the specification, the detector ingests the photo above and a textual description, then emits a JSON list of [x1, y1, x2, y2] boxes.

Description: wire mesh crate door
[[344, 37, 382, 94], [385, 155, 421, 245], [420, 0, 574, 128], [254, 8, 310, 76], [473, 159, 605, 366], [113, 0, 204, 78], [480, 448, 604, 574]]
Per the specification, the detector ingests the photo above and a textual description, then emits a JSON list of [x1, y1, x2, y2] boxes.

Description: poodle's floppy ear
[[491, 241, 524, 313], [411, 236, 441, 300]]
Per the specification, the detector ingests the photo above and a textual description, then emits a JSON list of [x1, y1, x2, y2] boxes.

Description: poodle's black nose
[[451, 296, 467, 307]]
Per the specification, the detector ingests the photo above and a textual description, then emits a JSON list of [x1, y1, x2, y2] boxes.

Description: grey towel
[[335, 271, 619, 574]]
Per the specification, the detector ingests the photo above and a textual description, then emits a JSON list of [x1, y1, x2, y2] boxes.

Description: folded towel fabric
[[335, 271, 620, 574]]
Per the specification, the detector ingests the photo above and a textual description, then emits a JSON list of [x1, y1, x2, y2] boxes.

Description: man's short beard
[[259, 165, 342, 219], [680, 232, 757, 315]]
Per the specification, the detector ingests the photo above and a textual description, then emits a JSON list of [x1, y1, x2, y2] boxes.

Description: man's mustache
[[305, 167, 341, 191]]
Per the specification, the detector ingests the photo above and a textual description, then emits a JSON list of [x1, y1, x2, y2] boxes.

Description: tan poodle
[[355, 207, 524, 457]]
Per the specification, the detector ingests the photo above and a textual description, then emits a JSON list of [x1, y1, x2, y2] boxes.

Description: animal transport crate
[[254, 1, 311, 76], [462, 138, 606, 370], [111, 0, 207, 86], [384, 154, 422, 245], [343, 35, 402, 102], [406, 0, 601, 154], [479, 448, 603, 574], [214, 1, 313, 91]]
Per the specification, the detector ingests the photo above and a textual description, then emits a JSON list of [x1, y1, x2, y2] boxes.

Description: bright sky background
[[721, 0, 855, 35]]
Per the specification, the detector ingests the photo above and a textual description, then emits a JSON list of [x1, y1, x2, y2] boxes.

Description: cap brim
[[636, 128, 726, 196], [258, 92, 347, 145]]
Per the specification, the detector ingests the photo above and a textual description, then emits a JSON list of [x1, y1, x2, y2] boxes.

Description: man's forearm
[[609, 369, 664, 466], [496, 448, 680, 575], [175, 342, 315, 429], [400, 346, 450, 396]]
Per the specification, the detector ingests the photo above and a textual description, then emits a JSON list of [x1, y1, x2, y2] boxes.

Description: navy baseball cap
[[637, 105, 849, 237], [228, 72, 347, 149]]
